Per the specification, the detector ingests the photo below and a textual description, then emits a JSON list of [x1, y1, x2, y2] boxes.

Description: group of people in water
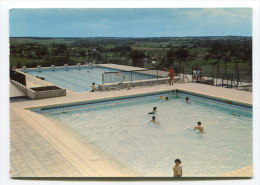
[[147, 96, 205, 177], [148, 96, 205, 134]]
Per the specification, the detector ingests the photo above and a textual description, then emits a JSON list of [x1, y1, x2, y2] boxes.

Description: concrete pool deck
[[10, 81, 253, 177]]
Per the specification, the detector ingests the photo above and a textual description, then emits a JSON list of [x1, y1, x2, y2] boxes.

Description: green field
[[9, 36, 252, 77]]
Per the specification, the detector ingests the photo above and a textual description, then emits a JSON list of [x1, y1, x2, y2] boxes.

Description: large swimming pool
[[22, 66, 157, 92], [38, 93, 252, 177]]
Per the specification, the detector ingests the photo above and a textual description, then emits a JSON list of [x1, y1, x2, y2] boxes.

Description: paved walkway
[[9, 83, 26, 97], [10, 108, 84, 177]]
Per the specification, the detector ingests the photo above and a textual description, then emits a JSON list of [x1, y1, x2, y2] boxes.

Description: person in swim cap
[[166, 97, 170, 101]]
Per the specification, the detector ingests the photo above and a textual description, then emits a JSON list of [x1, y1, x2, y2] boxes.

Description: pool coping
[[26, 88, 252, 113]]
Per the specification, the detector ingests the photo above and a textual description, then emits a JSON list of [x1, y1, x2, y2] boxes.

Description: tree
[[16, 62, 22, 68], [229, 44, 250, 76], [206, 41, 226, 78], [165, 48, 175, 67], [79, 50, 86, 58], [130, 50, 145, 67], [242, 44, 252, 72], [173, 47, 194, 79]]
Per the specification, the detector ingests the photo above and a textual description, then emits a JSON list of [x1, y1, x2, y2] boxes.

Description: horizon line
[[10, 35, 252, 38]]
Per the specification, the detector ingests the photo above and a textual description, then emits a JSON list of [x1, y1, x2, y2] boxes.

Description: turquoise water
[[22, 66, 157, 92], [45, 94, 252, 177]]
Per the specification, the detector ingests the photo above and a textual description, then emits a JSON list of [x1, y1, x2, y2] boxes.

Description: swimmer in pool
[[150, 116, 160, 125], [151, 116, 156, 123], [148, 107, 157, 114], [185, 97, 190, 104], [165, 97, 170, 101], [194, 121, 205, 133]]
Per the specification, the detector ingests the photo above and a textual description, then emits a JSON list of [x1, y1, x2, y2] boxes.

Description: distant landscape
[[9, 36, 252, 77]]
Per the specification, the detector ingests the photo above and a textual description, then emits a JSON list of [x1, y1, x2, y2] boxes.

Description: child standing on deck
[[90, 82, 95, 92], [173, 159, 182, 177]]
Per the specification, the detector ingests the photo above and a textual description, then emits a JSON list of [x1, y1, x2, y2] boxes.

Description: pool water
[[44, 94, 252, 177], [22, 66, 157, 92]]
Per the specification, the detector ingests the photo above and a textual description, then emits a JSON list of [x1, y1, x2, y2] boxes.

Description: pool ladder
[[166, 80, 177, 99]]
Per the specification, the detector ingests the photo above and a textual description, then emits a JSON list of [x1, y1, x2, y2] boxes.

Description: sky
[[9, 8, 252, 37]]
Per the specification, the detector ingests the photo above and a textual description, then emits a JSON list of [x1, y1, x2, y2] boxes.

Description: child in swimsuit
[[173, 159, 182, 177], [194, 121, 205, 133], [90, 82, 95, 92]]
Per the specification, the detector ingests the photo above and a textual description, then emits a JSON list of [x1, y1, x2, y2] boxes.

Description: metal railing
[[102, 69, 170, 84], [180, 69, 252, 91]]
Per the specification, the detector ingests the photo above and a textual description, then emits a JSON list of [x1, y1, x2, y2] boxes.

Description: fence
[[102, 69, 170, 84], [180, 68, 252, 91], [10, 69, 26, 86]]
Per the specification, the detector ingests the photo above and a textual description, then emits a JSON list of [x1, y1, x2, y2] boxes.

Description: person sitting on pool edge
[[185, 97, 190, 104], [173, 159, 182, 177], [148, 107, 157, 114], [194, 121, 205, 133], [90, 82, 96, 92]]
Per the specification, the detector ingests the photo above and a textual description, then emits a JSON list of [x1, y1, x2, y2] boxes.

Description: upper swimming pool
[[22, 66, 157, 92], [35, 92, 252, 177]]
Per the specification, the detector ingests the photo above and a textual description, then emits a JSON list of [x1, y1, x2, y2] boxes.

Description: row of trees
[[130, 41, 252, 77], [205, 41, 252, 76]]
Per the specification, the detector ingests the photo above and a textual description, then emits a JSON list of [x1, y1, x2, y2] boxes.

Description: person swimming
[[160, 96, 170, 101], [150, 116, 160, 125], [194, 121, 205, 133], [185, 97, 190, 104], [148, 107, 157, 114]]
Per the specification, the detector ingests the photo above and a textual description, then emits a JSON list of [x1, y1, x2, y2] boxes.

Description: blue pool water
[[22, 66, 157, 92], [42, 93, 252, 177]]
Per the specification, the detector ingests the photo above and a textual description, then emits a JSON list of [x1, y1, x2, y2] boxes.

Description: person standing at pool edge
[[90, 82, 95, 92], [173, 159, 182, 177], [164, 67, 174, 85]]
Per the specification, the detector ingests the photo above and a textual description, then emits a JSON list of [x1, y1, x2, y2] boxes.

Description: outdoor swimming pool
[[22, 66, 157, 92], [39, 93, 252, 177]]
